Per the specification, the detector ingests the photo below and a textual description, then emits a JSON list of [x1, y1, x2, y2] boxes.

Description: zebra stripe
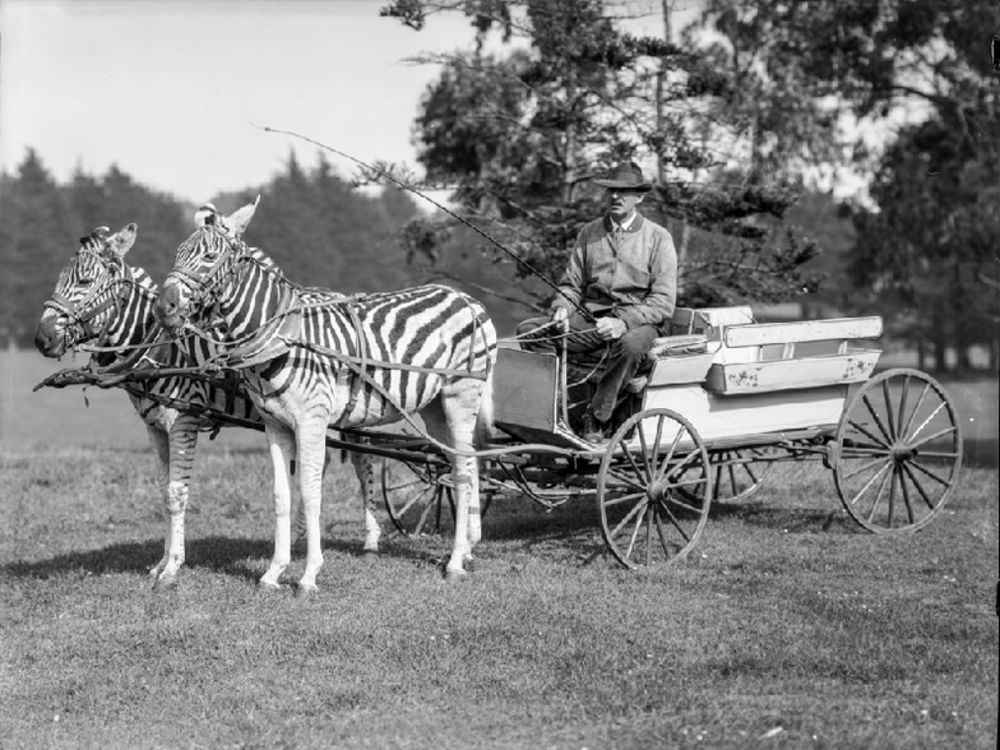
[[34, 223, 379, 588], [155, 198, 498, 590]]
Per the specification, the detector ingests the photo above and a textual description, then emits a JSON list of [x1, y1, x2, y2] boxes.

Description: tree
[[0, 150, 76, 346], [379, 0, 822, 324], [698, 0, 1000, 370]]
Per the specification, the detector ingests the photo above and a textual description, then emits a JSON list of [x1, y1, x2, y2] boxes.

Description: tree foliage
[[380, 0, 824, 315], [0, 150, 421, 347]]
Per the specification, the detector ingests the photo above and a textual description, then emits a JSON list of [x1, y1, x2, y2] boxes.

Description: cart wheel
[[677, 447, 772, 504], [381, 459, 455, 536], [833, 368, 962, 533], [597, 408, 712, 569]]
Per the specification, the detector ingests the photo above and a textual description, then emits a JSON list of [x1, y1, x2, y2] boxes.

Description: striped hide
[[154, 198, 498, 591], [34, 223, 378, 589]]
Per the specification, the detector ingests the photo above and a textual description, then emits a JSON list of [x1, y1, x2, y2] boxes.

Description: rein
[[259, 125, 596, 324]]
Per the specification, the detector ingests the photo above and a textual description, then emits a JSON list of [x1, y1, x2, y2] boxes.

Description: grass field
[[2, 350, 997, 748]]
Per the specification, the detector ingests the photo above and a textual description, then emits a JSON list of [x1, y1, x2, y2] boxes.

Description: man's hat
[[592, 161, 652, 191]]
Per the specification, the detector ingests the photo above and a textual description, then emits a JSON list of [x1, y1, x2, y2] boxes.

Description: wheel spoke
[[848, 460, 892, 508], [840, 443, 893, 457], [656, 425, 686, 481], [602, 490, 648, 508], [913, 450, 960, 459], [657, 499, 692, 542], [664, 495, 706, 515], [663, 449, 701, 482], [623, 446, 648, 486], [605, 467, 647, 492], [907, 424, 957, 450], [906, 402, 948, 443], [392, 487, 432, 520], [842, 455, 892, 481], [385, 477, 424, 493], [865, 463, 894, 523], [895, 373, 911, 441], [624, 506, 645, 562], [881, 379, 897, 441], [644, 507, 654, 566], [653, 507, 671, 554], [901, 462, 938, 510], [899, 382, 930, 439], [650, 415, 665, 477], [886, 465, 898, 526], [847, 418, 890, 449], [898, 465, 915, 524], [611, 497, 648, 540], [861, 394, 894, 444], [636, 422, 652, 480], [906, 457, 952, 487]]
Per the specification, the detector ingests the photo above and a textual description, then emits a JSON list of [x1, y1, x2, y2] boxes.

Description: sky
[[0, 0, 505, 203], [0, 0, 677, 205]]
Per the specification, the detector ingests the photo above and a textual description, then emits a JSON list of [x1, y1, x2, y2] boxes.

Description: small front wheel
[[596, 409, 712, 569], [381, 459, 455, 536]]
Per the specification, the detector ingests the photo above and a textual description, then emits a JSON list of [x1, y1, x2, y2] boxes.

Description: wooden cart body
[[495, 305, 884, 450]]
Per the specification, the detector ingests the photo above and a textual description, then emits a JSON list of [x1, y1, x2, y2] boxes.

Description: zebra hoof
[[361, 549, 379, 559], [443, 568, 467, 583], [294, 584, 317, 599], [257, 579, 283, 593]]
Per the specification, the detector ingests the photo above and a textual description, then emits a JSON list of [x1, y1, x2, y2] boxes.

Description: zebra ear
[[194, 203, 219, 227], [224, 195, 260, 236], [107, 223, 138, 257]]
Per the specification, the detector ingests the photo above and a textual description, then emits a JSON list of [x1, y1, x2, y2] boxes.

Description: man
[[519, 161, 677, 442]]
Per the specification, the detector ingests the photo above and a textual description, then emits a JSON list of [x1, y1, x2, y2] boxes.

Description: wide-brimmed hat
[[592, 161, 652, 191]]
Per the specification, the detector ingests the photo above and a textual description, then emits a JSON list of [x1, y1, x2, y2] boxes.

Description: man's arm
[[549, 236, 586, 318]]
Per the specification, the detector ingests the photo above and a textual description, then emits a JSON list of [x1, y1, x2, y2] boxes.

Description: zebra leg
[[149, 417, 199, 589], [260, 420, 296, 590], [146, 424, 172, 583], [350, 442, 381, 556], [295, 417, 331, 595], [422, 386, 482, 580]]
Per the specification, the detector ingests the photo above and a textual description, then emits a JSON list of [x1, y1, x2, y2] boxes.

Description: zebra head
[[154, 197, 260, 334], [35, 223, 140, 358]]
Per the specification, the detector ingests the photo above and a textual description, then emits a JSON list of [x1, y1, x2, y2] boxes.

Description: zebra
[[153, 198, 497, 592], [34, 222, 379, 589]]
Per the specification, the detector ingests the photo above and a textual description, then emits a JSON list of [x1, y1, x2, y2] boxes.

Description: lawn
[[1, 349, 997, 748]]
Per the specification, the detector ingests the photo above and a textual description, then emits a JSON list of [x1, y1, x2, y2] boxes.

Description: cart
[[360, 305, 964, 569]]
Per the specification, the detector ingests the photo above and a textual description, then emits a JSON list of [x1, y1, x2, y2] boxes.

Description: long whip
[[257, 125, 594, 323]]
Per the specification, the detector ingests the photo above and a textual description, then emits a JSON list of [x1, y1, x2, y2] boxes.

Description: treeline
[[0, 149, 436, 347]]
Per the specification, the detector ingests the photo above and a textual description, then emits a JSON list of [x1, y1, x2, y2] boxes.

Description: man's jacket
[[551, 212, 677, 332]]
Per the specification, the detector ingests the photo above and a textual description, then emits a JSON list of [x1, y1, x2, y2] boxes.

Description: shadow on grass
[[1, 533, 442, 582]]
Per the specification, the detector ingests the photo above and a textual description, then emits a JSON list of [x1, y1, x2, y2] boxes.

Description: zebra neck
[[216, 271, 300, 368], [97, 285, 159, 364]]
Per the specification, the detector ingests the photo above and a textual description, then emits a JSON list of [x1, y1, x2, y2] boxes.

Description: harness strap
[[341, 303, 370, 420]]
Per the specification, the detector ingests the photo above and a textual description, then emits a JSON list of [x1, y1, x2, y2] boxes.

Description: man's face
[[606, 188, 645, 219]]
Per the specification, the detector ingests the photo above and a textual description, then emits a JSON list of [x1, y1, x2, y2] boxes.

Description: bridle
[[43, 249, 146, 348], [165, 225, 280, 329]]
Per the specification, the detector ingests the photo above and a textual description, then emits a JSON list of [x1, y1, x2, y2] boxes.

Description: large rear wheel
[[597, 409, 712, 569], [833, 368, 962, 533]]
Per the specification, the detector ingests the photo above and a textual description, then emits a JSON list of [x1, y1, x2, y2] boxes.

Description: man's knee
[[620, 326, 658, 359]]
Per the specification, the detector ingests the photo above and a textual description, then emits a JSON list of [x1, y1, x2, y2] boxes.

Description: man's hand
[[596, 316, 626, 340], [551, 306, 569, 331]]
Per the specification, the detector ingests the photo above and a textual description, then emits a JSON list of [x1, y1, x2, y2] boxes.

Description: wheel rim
[[380, 459, 455, 536], [834, 368, 962, 533], [597, 409, 711, 569]]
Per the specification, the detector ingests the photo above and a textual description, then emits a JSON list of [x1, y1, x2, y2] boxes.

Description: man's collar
[[606, 210, 641, 232]]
